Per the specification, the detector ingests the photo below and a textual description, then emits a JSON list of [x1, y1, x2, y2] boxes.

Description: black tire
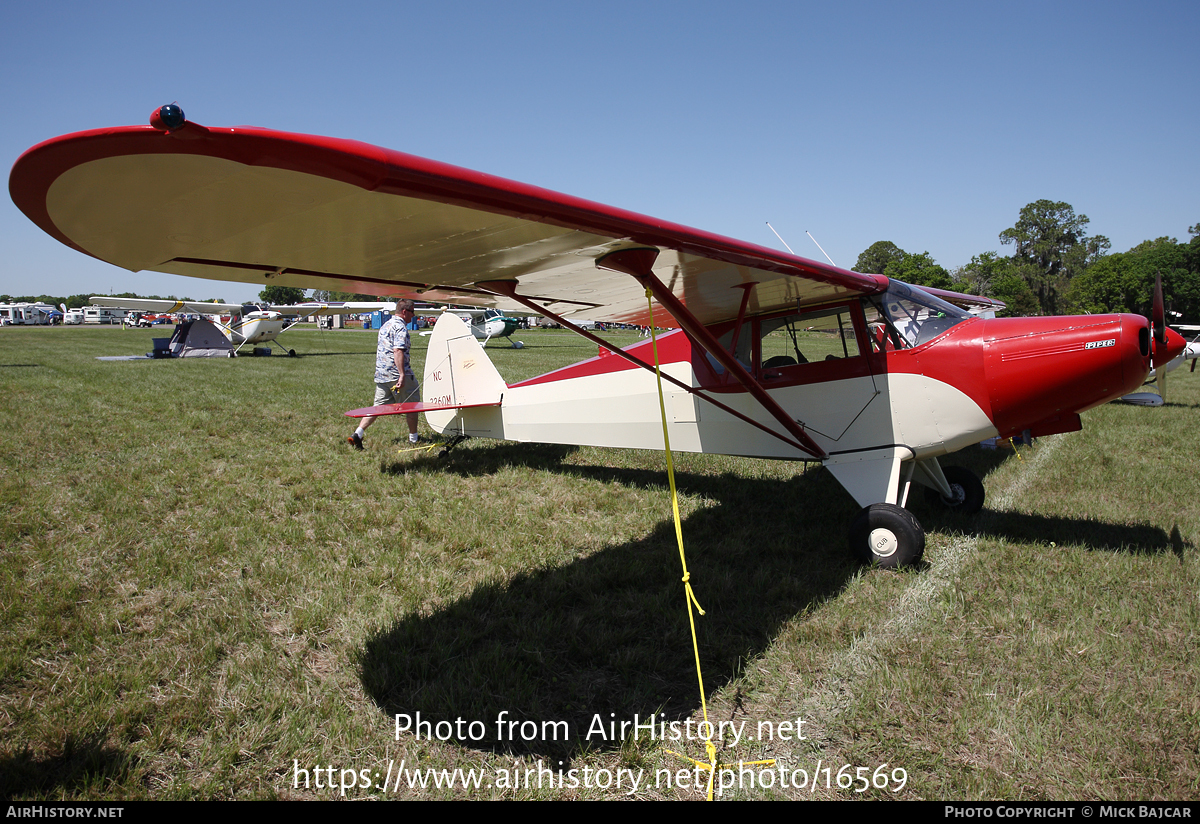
[[848, 503, 926, 568], [924, 466, 984, 514], [288, 349, 297, 357]]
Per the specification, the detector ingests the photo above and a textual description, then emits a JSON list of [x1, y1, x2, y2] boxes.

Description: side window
[[704, 324, 754, 376], [759, 306, 860, 375]]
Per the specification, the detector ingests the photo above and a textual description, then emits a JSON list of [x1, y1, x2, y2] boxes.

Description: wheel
[[848, 503, 925, 568], [924, 466, 984, 514], [288, 349, 297, 357]]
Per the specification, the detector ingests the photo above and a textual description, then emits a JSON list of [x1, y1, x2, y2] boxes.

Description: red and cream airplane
[[10, 105, 1186, 566]]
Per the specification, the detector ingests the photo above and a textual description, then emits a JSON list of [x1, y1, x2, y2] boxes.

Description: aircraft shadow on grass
[[361, 442, 1179, 760], [0, 733, 134, 798]]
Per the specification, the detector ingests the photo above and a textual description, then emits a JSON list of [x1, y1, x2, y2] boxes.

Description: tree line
[[853, 200, 1200, 320]]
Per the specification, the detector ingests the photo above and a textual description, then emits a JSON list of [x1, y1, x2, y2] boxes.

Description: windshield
[[865, 281, 972, 349]]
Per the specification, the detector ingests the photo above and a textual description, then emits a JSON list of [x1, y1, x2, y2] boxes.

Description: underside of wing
[[12, 118, 887, 327]]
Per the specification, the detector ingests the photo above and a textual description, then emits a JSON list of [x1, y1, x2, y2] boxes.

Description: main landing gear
[[923, 466, 985, 514], [847, 465, 984, 568], [849, 503, 925, 567]]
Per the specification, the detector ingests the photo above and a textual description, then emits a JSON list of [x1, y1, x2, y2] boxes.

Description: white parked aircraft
[[89, 297, 397, 355]]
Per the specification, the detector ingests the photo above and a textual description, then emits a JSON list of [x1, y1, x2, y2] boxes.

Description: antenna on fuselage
[[766, 222, 796, 254], [767, 222, 839, 268], [805, 231, 838, 267]]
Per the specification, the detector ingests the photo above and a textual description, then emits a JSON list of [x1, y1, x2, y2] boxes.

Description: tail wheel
[[849, 503, 925, 568], [924, 466, 984, 514]]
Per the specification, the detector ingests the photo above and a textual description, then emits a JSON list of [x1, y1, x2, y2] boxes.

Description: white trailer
[[83, 306, 128, 324]]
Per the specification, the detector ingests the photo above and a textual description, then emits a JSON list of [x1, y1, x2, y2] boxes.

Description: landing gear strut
[[923, 466, 984, 514]]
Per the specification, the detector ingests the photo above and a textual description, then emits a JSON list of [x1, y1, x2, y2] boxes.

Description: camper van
[[0, 303, 57, 326], [83, 306, 127, 324]]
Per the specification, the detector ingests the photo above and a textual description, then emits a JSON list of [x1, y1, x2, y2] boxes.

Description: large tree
[[1068, 236, 1200, 319], [952, 252, 1003, 296], [312, 289, 381, 302], [999, 200, 1109, 314], [883, 251, 952, 290], [853, 241, 951, 290], [853, 241, 906, 275], [259, 285, 307, 305], [951, 252, 1038, 317]]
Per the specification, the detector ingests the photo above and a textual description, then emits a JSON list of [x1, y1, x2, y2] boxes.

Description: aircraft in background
[[88, 296, 396, 356], [1170, 326, 1200, 375], [11, 105, 1187, 566], [432, 306, 527, 348]]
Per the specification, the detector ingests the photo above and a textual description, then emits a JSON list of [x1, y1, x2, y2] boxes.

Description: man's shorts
[[373, 373, 420, 406]]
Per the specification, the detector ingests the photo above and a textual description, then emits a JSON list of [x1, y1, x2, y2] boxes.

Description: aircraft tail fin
[[422, 311, 507, 434]]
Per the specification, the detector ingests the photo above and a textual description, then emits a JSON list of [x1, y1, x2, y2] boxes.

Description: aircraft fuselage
[[421, 283, 1174, 518]]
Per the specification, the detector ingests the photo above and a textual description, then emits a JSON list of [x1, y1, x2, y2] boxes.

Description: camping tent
[[163, 319, 233, 357]]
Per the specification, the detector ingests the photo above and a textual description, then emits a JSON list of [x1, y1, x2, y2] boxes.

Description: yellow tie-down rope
[[643, 289, 774, 800]]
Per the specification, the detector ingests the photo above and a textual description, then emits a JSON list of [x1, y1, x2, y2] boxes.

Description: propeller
[[1149, 272, 1187, 402]]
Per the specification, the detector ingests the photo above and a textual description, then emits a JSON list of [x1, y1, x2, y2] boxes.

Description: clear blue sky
[[3, 0, 1197, 303]]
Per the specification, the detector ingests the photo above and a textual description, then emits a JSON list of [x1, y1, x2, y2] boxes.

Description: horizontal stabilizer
[[344, 399, 502, 418]]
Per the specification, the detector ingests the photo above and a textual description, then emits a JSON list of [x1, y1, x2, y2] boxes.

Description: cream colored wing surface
[[14, 120, 888, 328]]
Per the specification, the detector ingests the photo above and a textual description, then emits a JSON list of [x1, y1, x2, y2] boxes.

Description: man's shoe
[[348, 432, 363, 450]]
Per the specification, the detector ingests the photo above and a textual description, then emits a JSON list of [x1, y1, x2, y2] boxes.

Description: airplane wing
[[12, 113, 890, 328], [264, 301, 396, 316], [918, 287, 1006, 318], [432, 306, 489, 315], [90, 296, 245, 314]]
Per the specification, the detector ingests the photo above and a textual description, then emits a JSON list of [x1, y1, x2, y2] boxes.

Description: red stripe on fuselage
[[510, 329, 693, 388]]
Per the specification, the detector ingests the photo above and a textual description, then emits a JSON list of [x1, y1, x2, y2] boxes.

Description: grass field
[[0, 323, 1196, 800]]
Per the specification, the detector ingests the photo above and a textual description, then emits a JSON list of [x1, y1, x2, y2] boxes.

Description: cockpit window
[[759, 306, 860, 371], [704, 303, 860, 378], [865, 281, 971, 349], [707, 325, 754, 375]]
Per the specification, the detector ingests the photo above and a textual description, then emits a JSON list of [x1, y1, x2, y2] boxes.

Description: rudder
[[423, 312, 507, 433]]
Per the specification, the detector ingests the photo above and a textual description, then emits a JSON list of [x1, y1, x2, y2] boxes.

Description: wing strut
[[595, 248, 828, 461], [475, 279, 817, 457]]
